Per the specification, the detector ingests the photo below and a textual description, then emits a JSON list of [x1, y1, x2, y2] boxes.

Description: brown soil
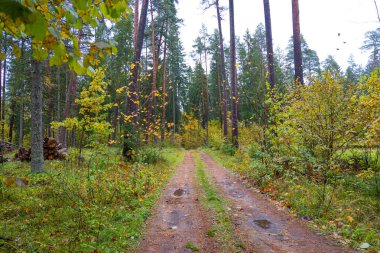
[[200, 152, 356, 253], [137, 151, 216, 253]]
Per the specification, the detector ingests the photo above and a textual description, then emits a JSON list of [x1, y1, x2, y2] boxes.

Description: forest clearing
[[0, 0, 379, 252]]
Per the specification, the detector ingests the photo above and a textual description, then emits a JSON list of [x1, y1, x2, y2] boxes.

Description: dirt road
[[137, 151, 354, 253], [137, 152, 216, 253]]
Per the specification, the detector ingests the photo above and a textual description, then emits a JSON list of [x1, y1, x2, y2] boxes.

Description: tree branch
[[374, 0, 380, 23]]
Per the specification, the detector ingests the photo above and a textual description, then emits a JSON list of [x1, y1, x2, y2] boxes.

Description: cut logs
[[0, 155, 9, 163], [15, 147, 31, 161], [15, 137, 66, 162], [43, 137, 66, 160]]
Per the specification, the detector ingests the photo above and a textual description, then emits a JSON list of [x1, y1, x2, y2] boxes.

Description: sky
[[177, 0, 380, 69]]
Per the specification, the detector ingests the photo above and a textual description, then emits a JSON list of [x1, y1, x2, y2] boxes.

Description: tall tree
[[361, 27, 380, 71], [30, 59, 44, 173], [291, 0, 304, 84], [128, 0, 149, 122], [286, 35, 320, 80], [203, 0, 229, 137], [263, 0, 275, 89], [215, 0, 228, 138], [229, 0, 239, 147]]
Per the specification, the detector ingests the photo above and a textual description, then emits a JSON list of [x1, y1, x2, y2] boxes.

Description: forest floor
[[137, 150, 356, 253]]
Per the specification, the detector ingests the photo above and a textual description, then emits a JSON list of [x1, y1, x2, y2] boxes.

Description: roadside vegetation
[[0, 146, 184, 252]]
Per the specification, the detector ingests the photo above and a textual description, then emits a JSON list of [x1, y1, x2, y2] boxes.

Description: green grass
[[192, 151, 245, 253], [204, 148, 380, 252], [0, 146, 185, 252], [185, 242, 200, 252]]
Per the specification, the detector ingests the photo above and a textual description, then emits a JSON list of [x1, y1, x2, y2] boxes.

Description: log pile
[[14, 137, 67, 162], [0, 140, 17, 153], [15, 147, 31, 161], [43, 137, 66, 160], [0, 155, 9, 163]]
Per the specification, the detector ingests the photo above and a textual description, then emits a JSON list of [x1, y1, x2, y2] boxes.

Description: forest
[[0, 0, 379, 252]]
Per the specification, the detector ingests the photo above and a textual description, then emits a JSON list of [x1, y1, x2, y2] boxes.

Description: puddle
[[167, 210, 181, 226], [174, 188, 185, 196], [230, 190, 244, 198], [253, 219, 271, 229], [221, 181, 232, 186], [248, 216, 281, 234]]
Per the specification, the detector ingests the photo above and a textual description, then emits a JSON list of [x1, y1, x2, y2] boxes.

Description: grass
[[0, 146, 185, 252], [192, 151, 245, 253], [184, 242, 200, 252], [204, 148, 380, 252]]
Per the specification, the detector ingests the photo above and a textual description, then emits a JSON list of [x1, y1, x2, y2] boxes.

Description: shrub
[[220, 142, 237, 156], [136, 147, 163, 164], [248, 142, 264, 160]]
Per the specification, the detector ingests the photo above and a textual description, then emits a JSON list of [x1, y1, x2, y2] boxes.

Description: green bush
[[248, 142, 264, 159], [220, 142, 237, 156], [136, 147, 163, 164]]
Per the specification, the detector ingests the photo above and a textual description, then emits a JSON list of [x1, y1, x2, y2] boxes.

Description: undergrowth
[[205, 148, 380, 253], [0, 147, 185, 252]]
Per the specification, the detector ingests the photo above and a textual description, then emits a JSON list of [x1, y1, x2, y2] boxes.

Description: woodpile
[[43, 137, 66, 160], [15, 147, 31, 161], [14, 137, 67, 162], [0, 155, 9, 163], [0, 140, 17, 153]]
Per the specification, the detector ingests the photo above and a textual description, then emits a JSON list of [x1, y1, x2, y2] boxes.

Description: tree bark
[[161, 40, 167, 142], [46, 58, 52, 137], [128, 0, 149, 125], [215, 0, 228, 138], [292, 0, 304, 85], [0, 38, 2, 140], [19, 103, 24, 147], [2, 40, 6, 141], [31, 59, 44, 173], [263, 0, 276, 89], [229, 0, 239, 147], [204, 45, 209, 146], [8, 101, 15, 142], [150, 0, 158, 142]]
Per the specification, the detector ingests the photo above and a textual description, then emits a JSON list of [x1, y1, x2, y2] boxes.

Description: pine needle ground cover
[[0, 147, 184, 252]]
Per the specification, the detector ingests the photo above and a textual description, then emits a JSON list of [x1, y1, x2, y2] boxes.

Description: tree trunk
[[292, 0, 304, 85], [128, 0, 149, 125], [2, 41, 6, 141], [217, 59, 223, 130], [229, 0, 239, 147], [215, 0, 228, 138], [31, 59, 44, 173], [150, 0, 158, 143], [46, 58, 52, 137], [263, 0, 275, 89], [204, 47, 209, 146], [19, 103, 24, 147], [161, 40, 167, 142], [8, 101, 15, 142], [0, 38, 2, 140]]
